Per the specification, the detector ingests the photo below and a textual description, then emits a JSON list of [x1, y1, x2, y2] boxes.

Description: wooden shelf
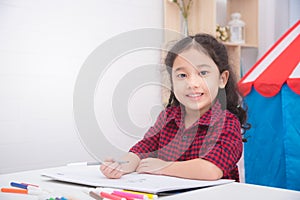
[[164, 0, 216, 42], [227, 0, 258, 47], [223, 42, 258, 48]]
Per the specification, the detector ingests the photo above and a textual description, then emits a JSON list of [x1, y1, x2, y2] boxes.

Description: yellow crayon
[[123, 190, 158, 199]]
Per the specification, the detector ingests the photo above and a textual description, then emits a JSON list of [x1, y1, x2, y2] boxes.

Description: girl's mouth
[[186, 93, 204, 98]]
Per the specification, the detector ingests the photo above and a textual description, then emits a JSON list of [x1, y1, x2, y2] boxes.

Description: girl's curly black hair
[[164, 33, 250, 136]]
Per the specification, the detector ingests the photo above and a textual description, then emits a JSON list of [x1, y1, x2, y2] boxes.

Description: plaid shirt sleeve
[[129, 110, 167, 159], [201, 112, 243, 177]]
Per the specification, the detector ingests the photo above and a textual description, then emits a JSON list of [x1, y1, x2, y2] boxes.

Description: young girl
[[100, 33, 249, 182]]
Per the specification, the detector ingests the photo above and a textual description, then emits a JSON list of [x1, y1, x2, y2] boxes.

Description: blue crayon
[[10, 182, 27, 189]]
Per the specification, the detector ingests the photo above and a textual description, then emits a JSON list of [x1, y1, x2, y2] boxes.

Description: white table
[[160, 182, 300, 200], [0, 166, 93, 200], [0, 166, 299, 200]]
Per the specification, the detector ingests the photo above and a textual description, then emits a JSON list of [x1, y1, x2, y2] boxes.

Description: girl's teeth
[[188, 93, 202, 97]]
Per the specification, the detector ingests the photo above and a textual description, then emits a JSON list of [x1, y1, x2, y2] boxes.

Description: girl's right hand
[[100, 158, 125, 179]]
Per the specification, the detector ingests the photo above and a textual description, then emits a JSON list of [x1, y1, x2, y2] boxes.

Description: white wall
[[0, 0, 163, 173], [290, 0, 300, 26], [259, 0, 300, 58]]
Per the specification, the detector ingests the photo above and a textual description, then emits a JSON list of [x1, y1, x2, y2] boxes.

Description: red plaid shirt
[[129, 101, 243, 181]]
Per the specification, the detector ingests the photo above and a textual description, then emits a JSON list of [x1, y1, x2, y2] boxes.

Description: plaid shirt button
[[182, 135, 188, 141]]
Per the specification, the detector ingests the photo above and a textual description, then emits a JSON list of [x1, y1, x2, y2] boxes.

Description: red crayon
[[100, 191, 126, 200]]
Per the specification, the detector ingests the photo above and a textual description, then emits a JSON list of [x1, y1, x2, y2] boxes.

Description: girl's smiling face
[[172, 48, 229, 116]]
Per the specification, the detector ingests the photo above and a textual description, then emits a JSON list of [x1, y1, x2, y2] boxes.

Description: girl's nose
[[187, 74, 202, 88]]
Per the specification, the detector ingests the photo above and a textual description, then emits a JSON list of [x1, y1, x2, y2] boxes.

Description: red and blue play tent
[[238, 20, 300, 190]]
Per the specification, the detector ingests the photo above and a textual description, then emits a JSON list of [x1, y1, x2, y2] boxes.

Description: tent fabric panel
[[238, 20, 300, 97], [287, 78, 300, 95], [252, 82, 282, 98], [282, 85, 300, 190], [239, 20, 300, 85], [253, 34, 300, 97], [238, 82, 253, 97], [244, 89, 286, 189]]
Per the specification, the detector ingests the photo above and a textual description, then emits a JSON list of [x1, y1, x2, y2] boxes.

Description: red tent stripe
[[253, 34, 300, 97]]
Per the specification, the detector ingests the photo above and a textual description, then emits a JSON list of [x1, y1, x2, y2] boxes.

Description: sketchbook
[[42, 166, 234, 194]]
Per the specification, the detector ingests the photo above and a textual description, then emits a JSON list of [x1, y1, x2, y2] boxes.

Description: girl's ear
[[219, 70, 229, 89]]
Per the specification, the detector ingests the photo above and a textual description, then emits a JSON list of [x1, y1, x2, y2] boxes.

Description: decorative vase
[[180, 15, 189, 36]]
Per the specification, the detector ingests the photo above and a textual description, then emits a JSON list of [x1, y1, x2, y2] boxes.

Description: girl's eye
[[177, 73, 187, 79], [199, 71, 208, 76]]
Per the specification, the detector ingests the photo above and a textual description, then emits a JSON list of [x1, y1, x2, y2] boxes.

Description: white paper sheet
[[42, 166, 234, 194]]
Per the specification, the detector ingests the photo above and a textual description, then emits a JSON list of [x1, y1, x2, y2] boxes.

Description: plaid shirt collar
[[166, 100, 225, 128]]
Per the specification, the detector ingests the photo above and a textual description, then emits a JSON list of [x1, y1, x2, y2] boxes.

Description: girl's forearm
[[161, 158, 223, 180]]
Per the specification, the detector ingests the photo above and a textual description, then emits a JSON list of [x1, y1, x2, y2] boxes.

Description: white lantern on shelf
[[228, 12, 245, 44]]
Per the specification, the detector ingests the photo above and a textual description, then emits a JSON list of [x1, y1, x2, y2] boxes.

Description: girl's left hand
[[136, 158, 170, 175]]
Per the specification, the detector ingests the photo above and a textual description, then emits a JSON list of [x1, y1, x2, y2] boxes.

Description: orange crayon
[[1, 187, 28, 194]]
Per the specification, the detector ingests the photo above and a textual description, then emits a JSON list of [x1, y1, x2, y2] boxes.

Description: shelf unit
[[163, 0, 258, 80]]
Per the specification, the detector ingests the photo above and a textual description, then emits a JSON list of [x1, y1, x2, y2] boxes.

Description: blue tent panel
[[244, 88, 286, 189], [282, 84, 300, 190], [244, 84, 300, 190]]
